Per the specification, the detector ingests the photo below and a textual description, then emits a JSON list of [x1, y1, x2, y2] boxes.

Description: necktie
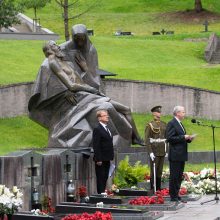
[[106, 126, 111, 136], [179, 122, 186, 134]]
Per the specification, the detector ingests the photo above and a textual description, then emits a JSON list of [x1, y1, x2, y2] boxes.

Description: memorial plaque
[[89, 195, 122, 204], [115, 189, 149, 196]]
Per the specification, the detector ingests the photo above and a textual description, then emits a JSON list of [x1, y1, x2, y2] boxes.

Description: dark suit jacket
[[92, 123, 114, 161], [165, 118, 189, 161]]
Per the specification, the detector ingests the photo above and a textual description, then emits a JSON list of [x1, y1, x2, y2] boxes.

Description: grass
[[0, 116, 48, 155], [23, 0, 220, 37], [0, 114, 220, 155], [1, 37, 220, 90]]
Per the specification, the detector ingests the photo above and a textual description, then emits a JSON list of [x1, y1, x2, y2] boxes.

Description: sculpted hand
[[75, 52, 88, 72], [150, 153, 155, 161], [165, 153, 168, 158], [87, 86, 99, 94]]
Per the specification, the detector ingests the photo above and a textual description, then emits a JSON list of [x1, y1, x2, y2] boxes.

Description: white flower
[[12, 186, 19, 194], [96, 202, 104, 208], [0, 185, 23, 214], [101, 192, 107, 198]]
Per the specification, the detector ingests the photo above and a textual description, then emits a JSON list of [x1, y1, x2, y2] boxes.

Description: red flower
[[61, 211, 113, 220], [179, 187, 187, 195], [155, 188, 169, 196], [144, 173, 151, 180], [77, 186, 87, 197], [155, 187, 187, 196], [105, 189, 114, 196], [129, 195, 164, 205], [41, 196, 55, 213]]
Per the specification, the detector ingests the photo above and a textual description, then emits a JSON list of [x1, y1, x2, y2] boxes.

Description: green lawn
[[0, 116, 48, 155], [23, 0, 220, 37], [1, 37, 220, 90], [0, 114, 219, 155]]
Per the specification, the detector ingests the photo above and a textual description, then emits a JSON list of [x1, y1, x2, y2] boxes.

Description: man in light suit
[[165, 106, 194, 202], [92, 109, 114, 194]]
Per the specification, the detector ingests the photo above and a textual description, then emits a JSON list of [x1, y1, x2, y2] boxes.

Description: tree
[[194, 0, 203, 13], [22, 0, 51, 19], [55, 0, 101, 41], [0, 0, 22, 32]]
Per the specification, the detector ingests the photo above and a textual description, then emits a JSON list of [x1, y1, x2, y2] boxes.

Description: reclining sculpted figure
[[28, 24, 144, 149]]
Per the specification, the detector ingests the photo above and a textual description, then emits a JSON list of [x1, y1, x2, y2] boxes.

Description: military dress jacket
[[144, 120, 167, 156]]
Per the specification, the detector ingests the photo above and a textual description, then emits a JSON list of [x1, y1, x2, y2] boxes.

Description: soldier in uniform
[[144, 106, 167, 191]]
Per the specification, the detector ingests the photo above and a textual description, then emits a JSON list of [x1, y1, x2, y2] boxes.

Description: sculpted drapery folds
[[28, 24, 143, 149]]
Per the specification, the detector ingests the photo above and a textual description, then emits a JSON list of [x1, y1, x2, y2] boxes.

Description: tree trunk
[[195, 0, 203, 12], [34, 7, 37, 19], [64, 0, 70, 41]]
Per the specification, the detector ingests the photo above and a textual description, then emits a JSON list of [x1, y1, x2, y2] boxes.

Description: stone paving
[[159, 194, 220, 220]]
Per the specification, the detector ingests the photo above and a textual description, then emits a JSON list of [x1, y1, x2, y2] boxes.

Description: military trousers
[[149, 156, 165, 190]]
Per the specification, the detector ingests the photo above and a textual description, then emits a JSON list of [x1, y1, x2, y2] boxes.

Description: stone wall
[[103, 79, 220, 120], [0, 32, 59, 40], [0, 82, 33, 118], [1, 79, 220, 120]]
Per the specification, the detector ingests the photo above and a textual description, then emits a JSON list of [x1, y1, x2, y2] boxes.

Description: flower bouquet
[[41, 196, 55, 214], [0, 185, 23, 218], [77, 186, 89, 203], [77, 186, 87, 197]]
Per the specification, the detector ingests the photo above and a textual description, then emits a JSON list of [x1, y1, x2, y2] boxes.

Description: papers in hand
[[108, 163, 115, 177], [190, 134, 197, 140]]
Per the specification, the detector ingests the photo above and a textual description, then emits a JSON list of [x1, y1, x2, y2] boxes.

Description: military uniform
[[144, 106, 167, 191]]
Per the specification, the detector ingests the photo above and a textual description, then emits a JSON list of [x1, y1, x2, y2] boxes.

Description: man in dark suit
[[92, 109, 114, 194], [165, 106, 194, 202]]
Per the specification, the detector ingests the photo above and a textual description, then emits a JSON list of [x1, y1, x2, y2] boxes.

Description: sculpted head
[[43, 41, 64, 58], [72, 24, 87, 48]]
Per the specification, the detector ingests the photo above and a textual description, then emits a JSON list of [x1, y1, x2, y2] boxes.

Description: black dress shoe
[[178, 196, 187, 203]]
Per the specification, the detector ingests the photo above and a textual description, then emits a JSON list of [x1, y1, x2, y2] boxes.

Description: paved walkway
[[159, 195, 220, 220]]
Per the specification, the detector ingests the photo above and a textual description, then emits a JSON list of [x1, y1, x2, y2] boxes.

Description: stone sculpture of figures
[[28, 24, 144, 149]]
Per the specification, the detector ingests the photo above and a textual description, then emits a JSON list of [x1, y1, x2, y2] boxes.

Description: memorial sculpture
[[28, 24, 144, 149]]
